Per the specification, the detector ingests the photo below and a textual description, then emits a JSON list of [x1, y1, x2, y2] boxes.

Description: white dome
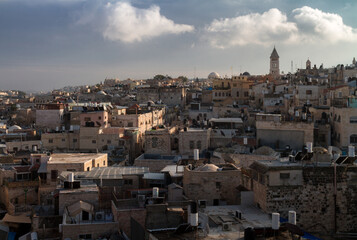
[[96, 90, 107, 95], [208, 72, 220, 79], [9, 125, 22, 131]]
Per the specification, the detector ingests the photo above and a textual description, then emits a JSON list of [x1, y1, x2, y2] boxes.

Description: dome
[[242, 72, 250, 76], [9, 125, 22, 131], [208, 72, 220, 79], [253, 146, 276, 156], [195, 164, 219, 172], [96, 90, 107, 95], [67, 98, 76, 104]]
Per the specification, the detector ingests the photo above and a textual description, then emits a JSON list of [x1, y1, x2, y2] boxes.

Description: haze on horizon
[[0, 0, 357, 92]]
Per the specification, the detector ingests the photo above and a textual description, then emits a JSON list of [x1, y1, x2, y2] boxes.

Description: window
[[350, 116, 357, 123], [244, 92, 249, 97], [280, 173, 290, 179], [107, 140, 111, 144], [62, 138, 65, 142], [128, 122, 133, 127], [92, 140, 96, 144], [98, 116, 102, 120], [236, 92, 239, 97], [84, 117, 91, 121], [103, 161, 105, 166], [306, 90, 312, 95], [87, 167, 90, 171], [124, 179, 133, 185], [189, 141, 195, 150], [215, 92, 217, 97], [51, 170, 58, 181], [73, 139, 78, 143], [216, 182, 221, 188], [350, 135, 357, 144], [49, 139, 53, 143], [197, 140, 202, 150]]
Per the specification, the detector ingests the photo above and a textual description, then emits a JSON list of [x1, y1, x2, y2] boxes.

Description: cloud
[[292, 6, 357, 43], [204, 6, 357, 48], [102, 2, 194, 43]]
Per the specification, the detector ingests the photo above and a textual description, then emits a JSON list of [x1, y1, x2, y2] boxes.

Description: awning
[[2, 214, 31, 224], [37, 162, 47, 173]]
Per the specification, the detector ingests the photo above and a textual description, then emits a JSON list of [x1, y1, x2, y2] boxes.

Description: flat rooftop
[[48, 153, 107, 164]]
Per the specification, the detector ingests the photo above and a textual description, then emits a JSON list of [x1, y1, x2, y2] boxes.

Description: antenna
[[291, 61, 293, 73], [194, 66, 196, 79], [230, 66, 233, 77]]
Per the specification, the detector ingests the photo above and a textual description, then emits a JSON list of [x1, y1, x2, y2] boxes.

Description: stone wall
[[252, 165, 357, 233], [183, 167, 241, 205], [61, 222, 118, 240]]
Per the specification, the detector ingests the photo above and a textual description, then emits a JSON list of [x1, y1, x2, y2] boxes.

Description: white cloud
[[292, 6, 357, 43], [204, 6, 357, 48], [102, 2, 194, 43]]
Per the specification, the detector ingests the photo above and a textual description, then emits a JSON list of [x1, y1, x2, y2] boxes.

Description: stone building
[[136, 86, 186, 107], [330, 106, 357, 149], [178, 128, 210, 155], [144, 127, 177, 155], [244, 156, 357, 233], [35, 103, 65, 129], [256, 113, 314, 150], [183, 163, 241, 205]]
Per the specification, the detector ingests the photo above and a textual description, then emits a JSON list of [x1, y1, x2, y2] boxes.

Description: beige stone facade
[[183, 164, 241, 205], [178, 129, 210, 155]]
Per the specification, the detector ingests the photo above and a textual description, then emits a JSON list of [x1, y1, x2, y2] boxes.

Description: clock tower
[[270, 46, 280, 79]]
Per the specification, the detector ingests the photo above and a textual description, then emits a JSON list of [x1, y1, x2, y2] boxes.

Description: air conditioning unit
[[95, 212, 105, 221], [222, 223, 232, 231]]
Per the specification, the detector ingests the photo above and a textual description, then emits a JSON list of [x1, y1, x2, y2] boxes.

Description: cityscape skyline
[[1, 0, 357, 91]]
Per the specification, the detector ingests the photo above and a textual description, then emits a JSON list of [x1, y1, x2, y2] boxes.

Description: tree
[[178, 76, 188, 83]]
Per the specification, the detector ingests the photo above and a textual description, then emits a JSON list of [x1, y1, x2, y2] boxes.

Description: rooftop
[[48, 153, 107, 164]]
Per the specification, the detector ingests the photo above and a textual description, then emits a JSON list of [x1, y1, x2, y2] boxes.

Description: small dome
[[242, 72, 250, 76], [195, 164, 219, 172], [253, 146, 276, 156], [96, 90, 107, 95], [67, 98, 76, 104], [9, 125, 22, 131], [208, 72, 220, 79]]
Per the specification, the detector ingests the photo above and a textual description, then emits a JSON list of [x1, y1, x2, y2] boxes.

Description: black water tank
[[190, 201, 197, 214], [244, 227, 255, 240]]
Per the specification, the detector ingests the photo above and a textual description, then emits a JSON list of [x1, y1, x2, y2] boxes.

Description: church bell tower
[[270, 46, 280, 79]]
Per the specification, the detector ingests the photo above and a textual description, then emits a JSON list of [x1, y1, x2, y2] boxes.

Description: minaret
[[270, 46, 280, 79], [353, 57, 356, 65]]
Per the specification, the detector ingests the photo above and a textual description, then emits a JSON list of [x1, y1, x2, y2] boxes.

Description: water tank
[[152, 187, 159, 198], [244, 138, 248, 145], [244, 227, 255, 240], [67, 172, 74, 182], [194, 149, 199, 160], [306, 142, 313, 153], [288, 210, 296, 225], [272, 213, 280, 230], [70, 125, 74, 131], [62, 126, 65, 131], [32, 145, 38, 152], [348, 145, 355, 157], [31, 232, 38, 240], [55, 126, 59, 132]]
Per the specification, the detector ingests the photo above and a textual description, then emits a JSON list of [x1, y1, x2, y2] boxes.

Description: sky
[[0, 0, 357, 92]]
